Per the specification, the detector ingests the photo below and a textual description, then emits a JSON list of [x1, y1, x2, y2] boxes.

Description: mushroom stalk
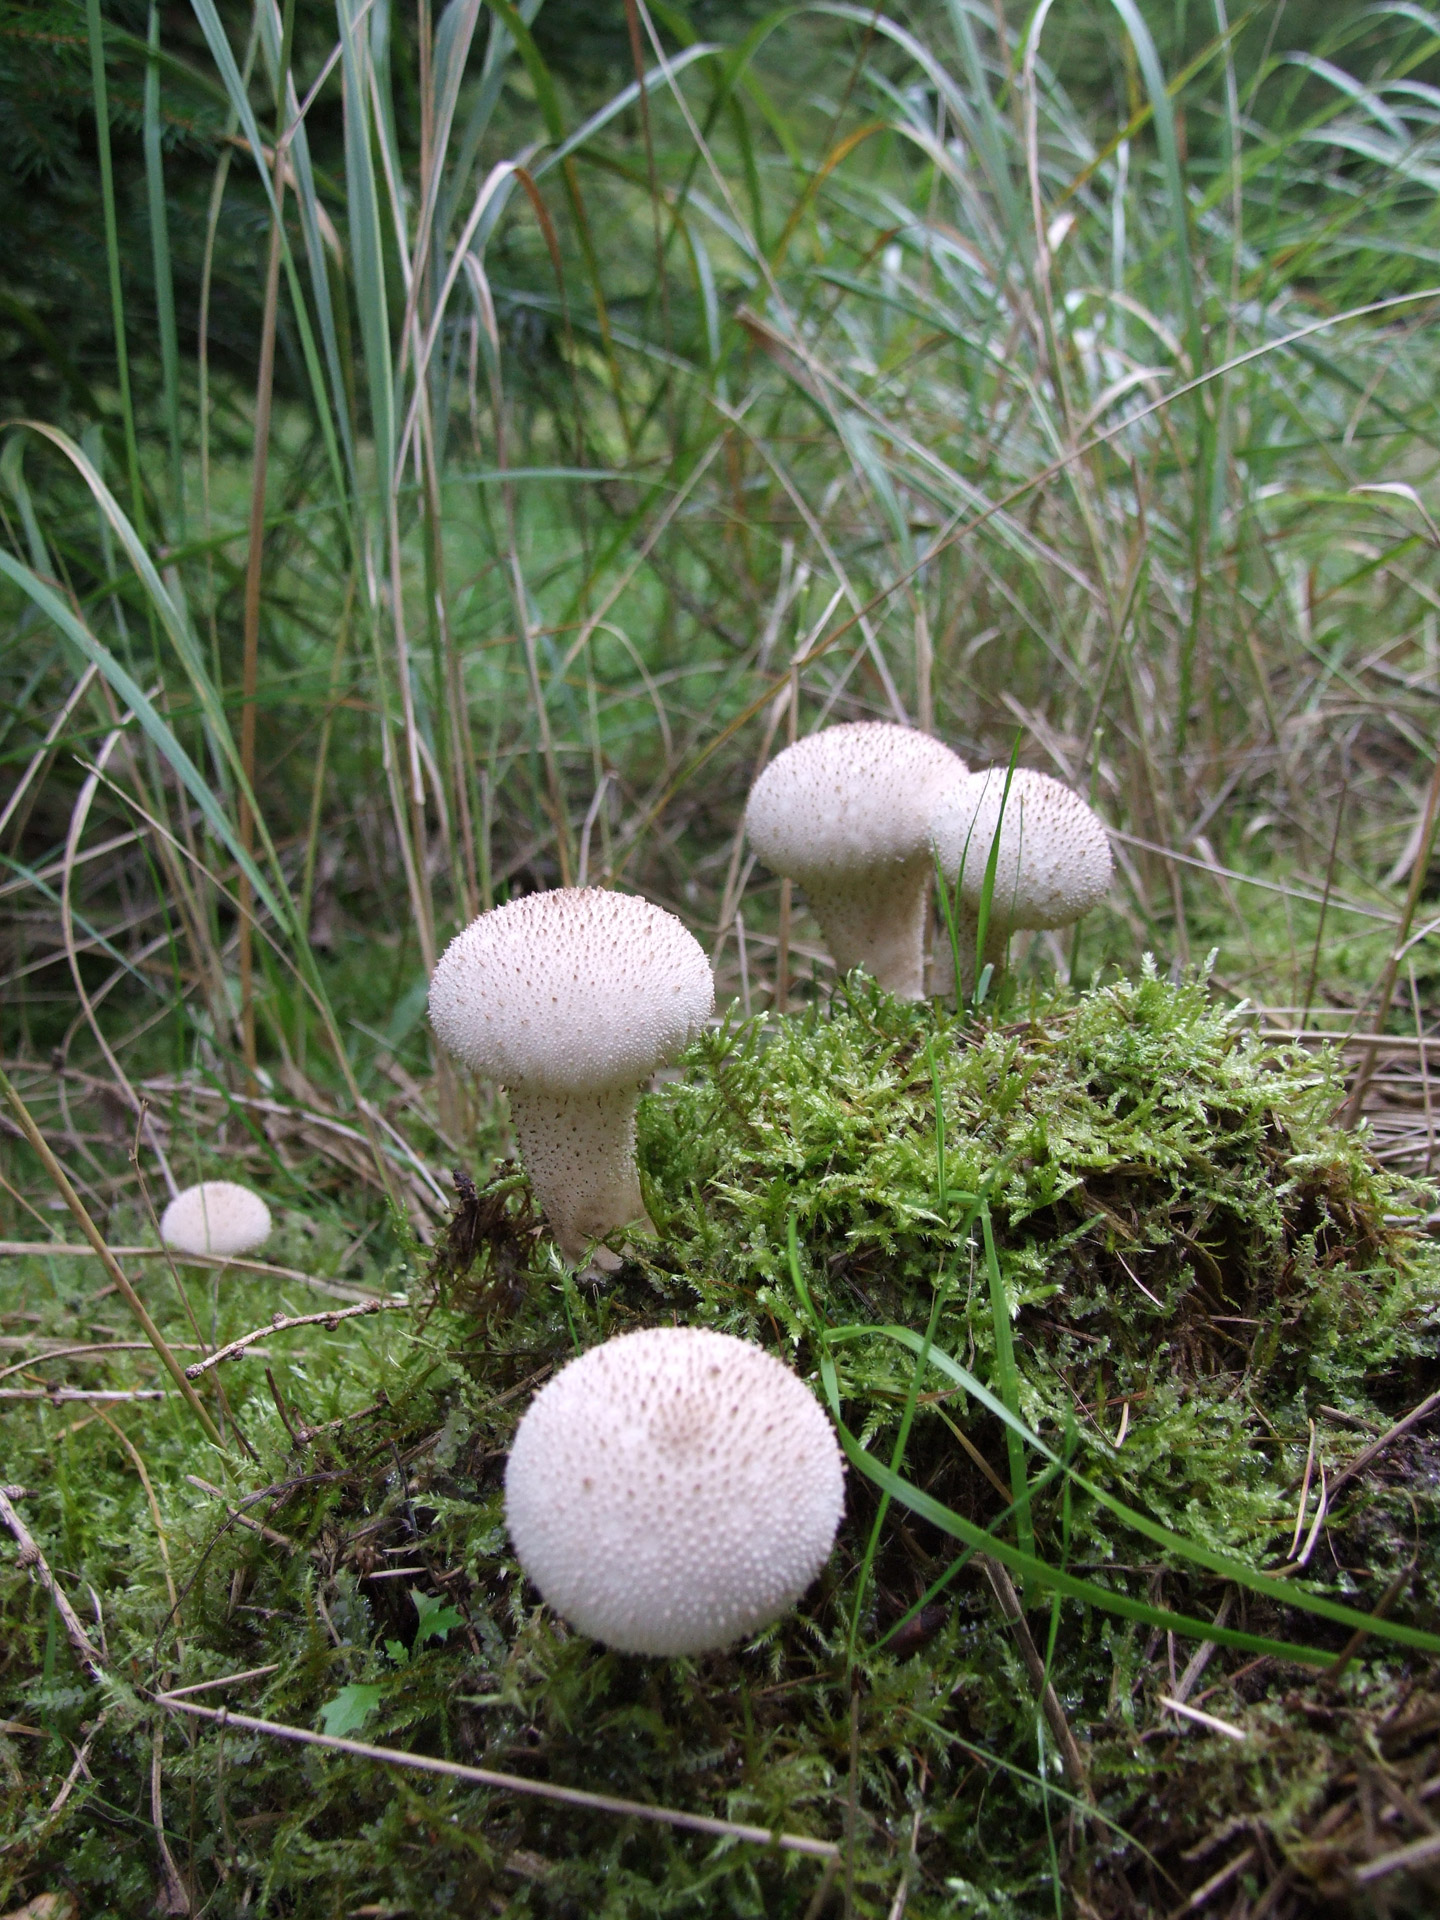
[[507, 1084, 650, 1267], [428, 888, 713, 1272], [930, 903, 1009, 1002], [808, 861, 934, 1000]]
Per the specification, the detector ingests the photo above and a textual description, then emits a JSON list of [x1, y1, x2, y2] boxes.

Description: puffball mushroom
[[505, 1326, 845, 1656], [428, 888, 714, 1266], [159, 1181, 272, 1259], [930, 767, 1112, 996], [744, 722, 968, 1000]]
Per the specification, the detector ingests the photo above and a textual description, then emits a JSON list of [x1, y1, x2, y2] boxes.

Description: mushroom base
[[805, 858, 932, 1000], [508, 1084, 652, 1265]]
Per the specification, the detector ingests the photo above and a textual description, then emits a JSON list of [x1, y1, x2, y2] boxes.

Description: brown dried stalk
[[185, 1300, 405, 1378], [153, 1695, 839, 1860]]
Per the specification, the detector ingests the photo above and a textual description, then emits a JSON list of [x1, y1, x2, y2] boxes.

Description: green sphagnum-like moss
[[3, 970, 1439, 1916]]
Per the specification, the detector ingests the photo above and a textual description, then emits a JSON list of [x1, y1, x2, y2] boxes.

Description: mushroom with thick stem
[[505, 1325, 845, 1656], [160, 1181, 272, 1259], [744, 722, 968, 1000], [428, 888, 714, 1267], [929, 767, 1113, 998]]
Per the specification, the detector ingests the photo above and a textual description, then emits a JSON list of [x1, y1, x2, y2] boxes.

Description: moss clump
[[3, 971, 1439, 1916]]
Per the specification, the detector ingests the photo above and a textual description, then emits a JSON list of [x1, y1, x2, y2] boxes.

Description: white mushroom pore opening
[[428, 888, 714, 1265], [744, 721, 967, 1000], [505, 1325, 845, 1656], [159, 1181, 273, 1259], [929, 767, 1112, 994]]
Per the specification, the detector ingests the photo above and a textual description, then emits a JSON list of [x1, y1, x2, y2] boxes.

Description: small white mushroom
[[159, 1181, 272, 1259], [930, 767, 1112, 996], [505, 1325, 844, 1655], [428, 888, 714, 1266], [744, 722, 968, 999]]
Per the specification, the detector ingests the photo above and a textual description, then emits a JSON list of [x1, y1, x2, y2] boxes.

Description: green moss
[[3, 972, 1439, 1915]]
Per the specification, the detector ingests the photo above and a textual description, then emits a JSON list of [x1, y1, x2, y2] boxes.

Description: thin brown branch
[[0, 1485, 106, 1681], [1328, 1389, 1440, 1501], [162, 1665, 280, 1699], [152, 1696, 840, 1858], [184, 1477, 300, 1554], [0, 1069, 227, 1451], [185, 1300, 404, 1378], [0, 1242, 382, 1303], [977, 1554, 1093, 1801]]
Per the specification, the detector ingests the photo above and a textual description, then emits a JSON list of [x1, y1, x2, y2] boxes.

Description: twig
[[151, 1696, 840, 1858], [186, 1300, 404, 1378], [1327, 1390, 1440, 1501], [162, 1665, 279, 1698], [802, 1857, 840, 1920], [1169, 1592, 1233, 1706], [1355, 1828, 1440, 1883], [0, 1485, 106, 1680], [977, 1555, 1093, 1800], [1164, 1845, 1257, 1915], [0, 1069, 226, 1450], [152, 1719, 192, 1913], [1158, 1695, 1248, 1743], [0, 1242, 385, 1303], [47, 1713, 106, 1819], [184, 1477, 299, 1553], [0, 1388, 170, 1402], [1323, 1562, 1414, 1689]]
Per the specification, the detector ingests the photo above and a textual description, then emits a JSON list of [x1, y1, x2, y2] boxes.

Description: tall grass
[[6, 0, 1440, 1209], [8, 12, 1440, 1904]]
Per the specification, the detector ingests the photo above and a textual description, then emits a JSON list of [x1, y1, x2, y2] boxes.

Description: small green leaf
[[411, 1588, 463, 1652], [317, 1683, 384, 1738]]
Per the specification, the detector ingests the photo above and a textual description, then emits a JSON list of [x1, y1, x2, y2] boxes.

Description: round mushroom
[[505, 1325, 845, 1655], [159, 1181, 273, 1260], [745, 722, 967, 1000], [929, 767, 1112, 996], [428, 888, 714, 1266]]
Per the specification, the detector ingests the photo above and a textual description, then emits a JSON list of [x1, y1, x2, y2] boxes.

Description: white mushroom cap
[[505, 1326, 845, 1656], [745, 723, 968, 998], [429, 889, 714, 1095], [746, 722, 967, 882], [930, 768, 1112, 931], [429, 889, 714, 1263], [160, 1181, 272, 1259]]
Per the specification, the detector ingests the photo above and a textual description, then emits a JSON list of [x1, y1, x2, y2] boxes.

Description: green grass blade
[[981, 1202, 1034, 1573], [831, 1322, 1440, 1656], [85, 0, 146, 540], [144, 0, 184, 530], [0, 550, 288, 930], [337, 0, 396, 495], [971, 736, 1021, 1007]]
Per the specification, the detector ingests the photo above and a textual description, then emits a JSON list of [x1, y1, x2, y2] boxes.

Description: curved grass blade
[[830, 1321, 1440, 1656]]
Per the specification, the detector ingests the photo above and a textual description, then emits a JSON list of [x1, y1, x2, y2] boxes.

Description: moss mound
[[4, 972, 1440, 1916]]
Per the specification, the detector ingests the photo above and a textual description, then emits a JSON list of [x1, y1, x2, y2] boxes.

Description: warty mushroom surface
[[505, 1325, 845, 1655], [744, 721, 967, 1000], [930, 767, 1113, 996], [428, 888, 714, 1265], [160, 1181, 273, 1259]]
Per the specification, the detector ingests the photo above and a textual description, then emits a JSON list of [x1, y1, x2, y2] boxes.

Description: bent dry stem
[[0, 1066, 227, 1453], [153, 1695, 840, 1860]]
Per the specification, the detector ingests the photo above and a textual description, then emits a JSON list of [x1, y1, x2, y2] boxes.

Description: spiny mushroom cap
[[930, 768, 1112, 930], [505, 1326, 845, 1656], [428, 889, 715, 1094], [746, 722, 967, 881], [159, 1181, 272, 1259]]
